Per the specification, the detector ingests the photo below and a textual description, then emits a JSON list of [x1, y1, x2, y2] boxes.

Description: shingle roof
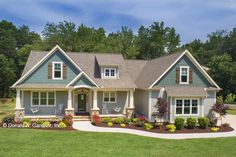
[[20, 49, 187, 89], [165, 86, 207, 97]]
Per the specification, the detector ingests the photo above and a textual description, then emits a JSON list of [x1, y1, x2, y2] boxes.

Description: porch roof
[[165, 86, 207, 97]]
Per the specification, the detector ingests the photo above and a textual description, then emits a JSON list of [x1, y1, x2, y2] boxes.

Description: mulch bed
[[96, 123, 234, 134]]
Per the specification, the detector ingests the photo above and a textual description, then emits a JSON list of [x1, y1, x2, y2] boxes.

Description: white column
[[129, 90, 134, 108], [170, 97, 173, 123], [16, 89, 22, 109], [67, 90, 73, 109], [93, 90, 98, 109]]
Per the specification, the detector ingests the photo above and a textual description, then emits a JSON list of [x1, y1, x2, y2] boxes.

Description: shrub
[[144, 123, 153, 130], [198, 117, 209, 129], [23, 118, 30, 123], [114, 117, 124, 124], [63, 114, 73, 127], [216, 96, 224, 103], [132, 118, 139, 123], [123, 118, 131, 124], [120, 123, 126, 127], [92, 114, 101, 125], [58, 122, 67, 128], [2, 114, 14, 123], [107, 122, 113, 127], [225, 93, 236, 104], [186, 117, 197, 129], [102, 117, 112, 123], [42, 121, 51, 128], [36, 120, 44, 124], [174, 118, 185, 130], [22, 121, 30, 127], [211, 127, 219, 132], [166, 124, 176, 132], [222, 123, 230, 128]]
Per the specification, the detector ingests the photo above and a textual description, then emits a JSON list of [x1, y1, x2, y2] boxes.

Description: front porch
[[14, 88, 135, 121]]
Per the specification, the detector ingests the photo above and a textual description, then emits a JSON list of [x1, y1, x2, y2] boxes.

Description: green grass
[[227, 106, 236, 115], [0, 100, 15, 121], [0, 128, 236, 157]]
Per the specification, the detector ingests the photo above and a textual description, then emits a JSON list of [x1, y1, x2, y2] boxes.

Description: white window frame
[[103, 91, 117, 103], [180, 66, 189, 84], [103, 68, 117, 79], [174, 98, 199, 116], [31, 91, 56, 106], [52, 61, 63, 80]]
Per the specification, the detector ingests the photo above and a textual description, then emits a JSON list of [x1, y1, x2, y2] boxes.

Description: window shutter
[[176, 67, 180, 84], [63, 63, 67, 79], [189, 68, 193, 84], [48, 63, 52, 79]]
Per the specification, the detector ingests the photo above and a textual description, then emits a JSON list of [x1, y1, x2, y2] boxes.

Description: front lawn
[[0, 128, 236, 157], [0, 99, 15, 122], [227, 105, 236, 115]]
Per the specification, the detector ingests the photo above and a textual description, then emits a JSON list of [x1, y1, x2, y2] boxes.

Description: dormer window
[[180, 66, 189, 84], [103, 68, 117, 78], [52, 62, 63, 79]]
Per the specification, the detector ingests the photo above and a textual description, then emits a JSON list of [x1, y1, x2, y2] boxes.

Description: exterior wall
[[203, 91, 216, 116], [134, 89, 149, 118], [72, 75, 95, 87], [23, 91, 68, 116], [97, 91, 127, 114], [154, 55, 211, 87], [23, 50, 80, 84]]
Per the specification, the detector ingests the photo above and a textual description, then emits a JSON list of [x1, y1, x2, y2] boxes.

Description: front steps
[[73, 115, 91, 121]]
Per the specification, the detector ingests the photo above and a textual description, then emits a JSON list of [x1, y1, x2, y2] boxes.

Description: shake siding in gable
[[154, 55, 212, 87], [22, 51, 80, 84]]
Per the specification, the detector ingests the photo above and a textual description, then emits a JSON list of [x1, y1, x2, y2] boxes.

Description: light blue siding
[[23, 51, 80, 84], [155, 55, 211, 87], [23, 91, 68, 116], [72, 75, 96, 87]]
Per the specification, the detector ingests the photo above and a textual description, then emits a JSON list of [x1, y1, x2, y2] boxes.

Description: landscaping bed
[[92, 115, 234, 134]]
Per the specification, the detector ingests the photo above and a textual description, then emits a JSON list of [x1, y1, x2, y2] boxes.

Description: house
[[11, 45, 220, 122]]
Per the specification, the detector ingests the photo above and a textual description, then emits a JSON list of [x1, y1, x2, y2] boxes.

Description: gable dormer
[[101, 66, 119, 79]]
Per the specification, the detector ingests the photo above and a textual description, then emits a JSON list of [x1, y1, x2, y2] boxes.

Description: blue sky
[[0, 0, 236, 44]]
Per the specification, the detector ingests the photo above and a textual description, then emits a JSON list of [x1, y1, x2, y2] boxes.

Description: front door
[[78, 93, 86, 112]]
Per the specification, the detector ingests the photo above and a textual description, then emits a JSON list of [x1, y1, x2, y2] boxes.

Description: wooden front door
[[78, 93, 86, 112]]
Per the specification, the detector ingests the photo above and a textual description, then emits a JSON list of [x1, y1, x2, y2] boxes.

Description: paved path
[[73, 115, 236, 139]]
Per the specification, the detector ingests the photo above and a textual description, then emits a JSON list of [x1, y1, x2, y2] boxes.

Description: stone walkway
[[72, 115, 236, 139]]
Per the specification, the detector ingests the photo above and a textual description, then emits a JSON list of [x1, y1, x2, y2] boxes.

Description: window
[[32, 91, 56, 106], [175, 99, 199, 115], [103, 68, 117, 78], [103, 92, 117, 103], [180, 66, 189, 84], [53, 62, 63, 79]]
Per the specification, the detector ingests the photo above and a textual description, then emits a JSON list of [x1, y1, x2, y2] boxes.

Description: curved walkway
[[73, 115, 236, 139]]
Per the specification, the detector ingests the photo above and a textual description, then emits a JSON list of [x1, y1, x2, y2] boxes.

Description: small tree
[[212, 101, 229, 126], [152, 97, 168, 124]]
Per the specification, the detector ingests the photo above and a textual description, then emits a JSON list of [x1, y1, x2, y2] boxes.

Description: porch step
[[73, 116, 91, 121]]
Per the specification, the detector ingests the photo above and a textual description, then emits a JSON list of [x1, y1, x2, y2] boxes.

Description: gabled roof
[[96, 54, 123, 66]]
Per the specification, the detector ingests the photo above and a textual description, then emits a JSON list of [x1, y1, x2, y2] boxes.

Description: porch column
[[126, 90, 135, 118], [91, 89, 99, 116], [14, 89, 25, 122], [65, 89, 74, 115]]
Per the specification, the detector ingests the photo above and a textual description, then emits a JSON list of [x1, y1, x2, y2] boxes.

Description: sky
[[0, 0, 236, 44]]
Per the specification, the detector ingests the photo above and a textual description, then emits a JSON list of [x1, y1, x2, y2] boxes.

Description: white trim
[[170, 97, 173, 123], [103, 67, 117, 79], [103, 91, 117, 103], [129, 90, 134, 108], [66, 71, 99, 88], [92, 89, 98, 110], [52, 61, 63, 80], [174, 98, 200, 116], [148, 49, 221, 89], [148, 91, 152, 121], [16, 90, 21, 109], [179, 66, 189, 84], [30, 91, 56, 107], [201, 99, 204, 117], [12, 45, 99, 88]]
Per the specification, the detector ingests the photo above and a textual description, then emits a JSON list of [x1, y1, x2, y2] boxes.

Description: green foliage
[[143, 123, 153, 130], [102, 117, 112, 123], [217, 96, 224, 103], [225, 93, 236, 103], [58, 121, 67, 128], [62, 114, 73, 127], [211, 127, 219, 132], [114, 117, 124, 124], [123, 118, 131, 124], [174, 118, 185, 130], [107, 122, 113, 127], [186, 117, 197, 129], [22, 118, 30, 123], [2, 114, 14, 123], [198, 117, 209, 129], [36, 120, 44, 125], [22, 121, 30, 128], [120, 123, 126, 127], [42, 121, 51, 128], [166, 124, 176, 132]]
